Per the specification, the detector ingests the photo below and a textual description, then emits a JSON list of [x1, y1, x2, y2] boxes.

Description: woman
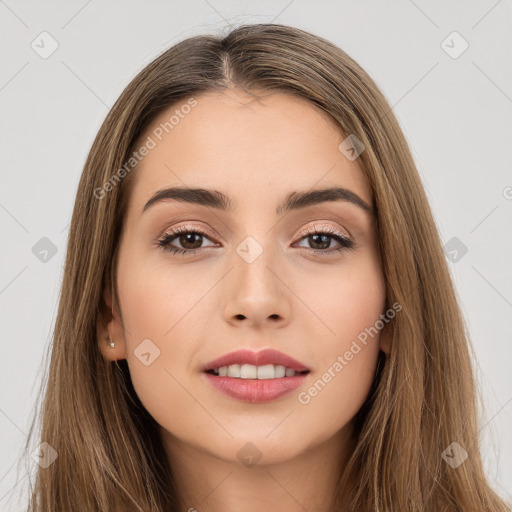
[[25, 23, 510, 511]]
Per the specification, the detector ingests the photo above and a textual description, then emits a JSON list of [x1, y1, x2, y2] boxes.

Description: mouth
[[204, 364, 310, 379], [201, 348, 311, 403]]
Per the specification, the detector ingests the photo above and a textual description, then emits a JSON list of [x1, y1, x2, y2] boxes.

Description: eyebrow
[[142, 186, 375, 217]]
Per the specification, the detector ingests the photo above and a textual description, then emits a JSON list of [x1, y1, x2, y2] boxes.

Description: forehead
[[125, 90, 372, 217]]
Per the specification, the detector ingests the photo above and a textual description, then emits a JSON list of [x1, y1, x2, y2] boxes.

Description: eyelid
[[159, 222, 218, 241], [157, 220, 354, 257], [159, 221, 351, 244], [296, 222, 351, 240]]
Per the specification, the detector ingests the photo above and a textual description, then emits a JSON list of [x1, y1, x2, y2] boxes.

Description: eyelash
[[155, 224, 355, 256]]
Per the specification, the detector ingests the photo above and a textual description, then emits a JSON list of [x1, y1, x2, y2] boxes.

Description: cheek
[[115, 247, 231, 437], [305, 250, 386, 345], [114, 250, 191, 417], [293, 345, 380, 450], [117, 247, 208, 348], [292, 258, 385, 432]]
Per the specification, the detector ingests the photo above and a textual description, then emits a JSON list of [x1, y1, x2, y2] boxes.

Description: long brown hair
[[24, 23, 510, 511]]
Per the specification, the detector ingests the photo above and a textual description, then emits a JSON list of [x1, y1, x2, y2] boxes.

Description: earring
[[108, 335, 115, 348]]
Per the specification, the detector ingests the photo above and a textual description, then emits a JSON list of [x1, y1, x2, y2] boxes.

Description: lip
[[202, 372, 309, 403], [201, 348, 311, 404], [201, 348, 311, 373]]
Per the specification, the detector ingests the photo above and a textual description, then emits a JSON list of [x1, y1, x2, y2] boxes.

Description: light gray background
[[1, 0, 511, 508]]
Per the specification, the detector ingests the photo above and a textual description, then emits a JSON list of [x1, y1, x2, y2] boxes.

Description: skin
[[98, 89, 389, 512]]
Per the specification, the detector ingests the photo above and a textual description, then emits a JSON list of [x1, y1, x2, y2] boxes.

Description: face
[[99, 89, 387, 466]]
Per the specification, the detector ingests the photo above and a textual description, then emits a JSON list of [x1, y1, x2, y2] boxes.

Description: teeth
[[227, 364, 240, 377], [274, 365, 286, 378], [212, 364, 301, 379], [240, 364, 257, 379], [257, 364, 276, 379]]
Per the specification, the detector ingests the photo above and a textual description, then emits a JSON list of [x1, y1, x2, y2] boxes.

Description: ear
[[97, 286, 127, 361]]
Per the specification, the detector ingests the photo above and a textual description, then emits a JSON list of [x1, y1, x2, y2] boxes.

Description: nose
[[221, 245, 291, 329]]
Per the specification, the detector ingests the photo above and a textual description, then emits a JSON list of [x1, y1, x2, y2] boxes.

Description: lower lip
[[202, 372, 309, 403]]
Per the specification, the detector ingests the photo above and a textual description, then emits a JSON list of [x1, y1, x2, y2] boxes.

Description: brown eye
[[155, 224, 355, 257], [176, 232, 203, 250], [157, 226, 217, 255], [294, 225, 354, 253]]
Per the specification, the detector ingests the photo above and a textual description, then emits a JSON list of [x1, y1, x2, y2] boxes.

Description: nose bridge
[[234, 233, 279, 297], [222, 232, 290, 326]]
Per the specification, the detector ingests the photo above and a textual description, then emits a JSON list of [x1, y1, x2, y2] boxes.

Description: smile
[[201, 348, 311, 403], [207, 363, 307, 379]]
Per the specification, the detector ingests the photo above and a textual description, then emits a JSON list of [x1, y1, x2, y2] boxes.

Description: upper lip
[[202, 348, 310, 373]]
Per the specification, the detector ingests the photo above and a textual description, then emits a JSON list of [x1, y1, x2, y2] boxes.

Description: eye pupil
[[309, 234, 330, 250], [180, 233, 202, 249]]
